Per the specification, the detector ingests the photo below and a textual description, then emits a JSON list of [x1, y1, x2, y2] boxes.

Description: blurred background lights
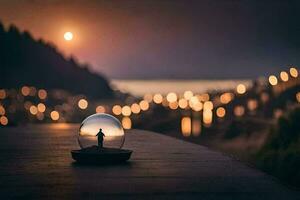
[[0, 106, 5, 115], [296, 92, 300, 103], [95, 105, 106, 113], [139, 100, 149, 111], [269, 75, 278, 86], [143, 93, 153, 103], [29, 105, 38, 115], [280, 71, 289, 82], [236, 84, 246, 94], [112, 105, 122, 115], [183, 91, 193, 100], [0, 116, 8, 126], [38, 89, 47, 100], [121, 105, 131, 116], [216, 107, 226, 118], [289, 67, 298, 78], [153, 93, 163, 104], [78, 99, 88, 109], [50, 111, 60, 121], [37, 103, 46, 113], [122, 117, 132, 129], [130, 103, 141, 114], [181, 117, 191, 137], [166, 92, 177, 103], [0, 89, 6, 99], [21, 86, 30, 96]]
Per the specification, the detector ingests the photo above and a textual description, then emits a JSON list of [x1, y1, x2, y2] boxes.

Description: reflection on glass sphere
[[78, 113, 125, 149]]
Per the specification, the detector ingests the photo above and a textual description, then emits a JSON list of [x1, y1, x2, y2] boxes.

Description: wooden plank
[[0, 124, 298, 199]]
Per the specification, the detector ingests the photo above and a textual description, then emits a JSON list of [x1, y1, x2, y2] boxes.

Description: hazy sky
[[0, 0, 299, 79]]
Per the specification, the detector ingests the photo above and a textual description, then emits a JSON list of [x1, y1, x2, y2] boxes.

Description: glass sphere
[[78, 113, 125, 149]]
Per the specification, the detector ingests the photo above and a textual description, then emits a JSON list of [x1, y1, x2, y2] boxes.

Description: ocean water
[[111, 79, 252, 97]]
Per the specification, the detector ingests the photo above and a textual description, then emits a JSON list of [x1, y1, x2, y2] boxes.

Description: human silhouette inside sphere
[[96, 128, 105, 148]]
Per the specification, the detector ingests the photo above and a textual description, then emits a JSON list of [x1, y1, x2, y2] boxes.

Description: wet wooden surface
[[0, 124, 298, 199]]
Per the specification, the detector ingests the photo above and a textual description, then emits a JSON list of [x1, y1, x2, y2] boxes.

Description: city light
[[247, 99, 258, 111], [280, 71, 289, 82], [169, 101, 178, 110], [0, 89, 6, 99], [29, 105, 38, 115], [112, 105, 122, 115], [178, 98, 188, 109], [181, 117, 191, 137], [289, 67, 298, 78], [122, 117, 132, 129], [50, 111, 60, 121], [269, 75, 278, 86], [216, 107, 226, 118], [95, 105, 106, 113], [38, 89, 47, 100], [296, 92, 300, 103], [183, 91, 193, 100], [121, 105, 131, 116], [234, 106, 245, 117], [0, 106, 5, 115], [220, 92, 234, 104], [203, 101, 213, 110], [236, 84, 246, 94], [153, 93, 163, 104], [143, 93, 153, 103], [37, 103, 46, 113], [166, 92, 177, 103], [78, 99, 88, 109], [131, 103, 141, 114], [203, 109, 213, 125], [139, 100, 149, 111], [0, 116, 8, 126], [21, 86, 30, 96]]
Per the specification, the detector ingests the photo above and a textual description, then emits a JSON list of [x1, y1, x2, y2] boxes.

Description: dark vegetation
[[0, 22, 113, 99], [256, 107, 300, 188]]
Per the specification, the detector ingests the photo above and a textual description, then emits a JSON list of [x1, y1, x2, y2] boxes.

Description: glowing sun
[[64, 32, 73, 41]]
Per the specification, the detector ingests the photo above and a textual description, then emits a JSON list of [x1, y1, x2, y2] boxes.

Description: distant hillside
[[0, 22, 113, 99]]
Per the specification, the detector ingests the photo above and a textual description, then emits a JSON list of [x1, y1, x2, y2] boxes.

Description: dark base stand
[[71, 146, 132, 164]]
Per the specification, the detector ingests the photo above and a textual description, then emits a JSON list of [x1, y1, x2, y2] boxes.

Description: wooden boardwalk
[[0, 124, 298, 199]]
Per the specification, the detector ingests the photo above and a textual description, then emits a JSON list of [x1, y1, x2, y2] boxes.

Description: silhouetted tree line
[[0, 22, 113, 99]]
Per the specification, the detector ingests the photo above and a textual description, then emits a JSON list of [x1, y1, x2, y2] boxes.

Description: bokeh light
[[236, 84, 246, 94], [166, 92, 177, 103], [139, 100, 149, 111], [153, 93, 163, 104], [0, 106, 5, 115], [269, 75, 278, 86], [95, 105, 106, 113], [0, 89, 6, 99], [0, 116, 8, 126], [178, 98, 188, 109], [181, 117, 191, 137], [21, 86, 30, 96], [143, 93, 153, 103], [296, 92, 300, 103], [121, 105, 131, 116], [280, 71, 289, 82], [216, 107, 226, 118], [37, 103, 46, 113], [183, 91, 193, 100], [122, 117, 132, 129], [38, 89, 47, 100], [50, 111, 60, 121], [29, 105, 38, 115], [234, 106, 245, 117], [112, 105, 122, 115], [131, 103, 141, 114], [290, 67, 298, 78], [78, 99, 88, 110]]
